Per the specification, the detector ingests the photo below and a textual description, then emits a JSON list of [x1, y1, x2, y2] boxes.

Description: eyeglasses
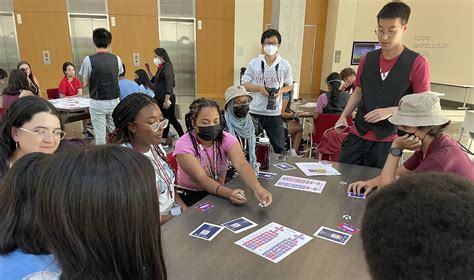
[[233, 102, 250, 107], [264, 43, 278, 47], [374, 27, 401, 38], [134, 119, 169, 131], [19, 127, 66, 140]]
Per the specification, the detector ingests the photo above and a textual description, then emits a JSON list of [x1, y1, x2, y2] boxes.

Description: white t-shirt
[[241, 54, 293, 116], [123, 144, 175, 214]]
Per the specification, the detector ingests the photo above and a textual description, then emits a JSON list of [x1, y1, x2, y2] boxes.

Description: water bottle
[[256, 130, 271, 169]]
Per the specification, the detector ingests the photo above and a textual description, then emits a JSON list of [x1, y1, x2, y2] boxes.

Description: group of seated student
[[348, 92, 474, 195], [0, 92, 473, 278]]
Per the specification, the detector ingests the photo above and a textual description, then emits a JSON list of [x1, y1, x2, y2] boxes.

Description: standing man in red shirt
[[335, 2, 430, 168]]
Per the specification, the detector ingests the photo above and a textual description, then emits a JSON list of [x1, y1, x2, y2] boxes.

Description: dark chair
[[46, 88, 60, 99]]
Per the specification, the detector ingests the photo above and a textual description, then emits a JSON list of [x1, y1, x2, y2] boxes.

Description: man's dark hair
[[377, 2, 411, 25], [119, 63, 126, 77], [0, 68, 7, 80], [261, 29, 282, 45], [92, 28, 112, 48], [362, 172, 474, 279], [419, 120, 451, 138]]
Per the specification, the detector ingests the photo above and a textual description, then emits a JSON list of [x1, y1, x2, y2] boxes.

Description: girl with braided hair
[[173, 98, 273, 207], [110, 93, 187, 224]]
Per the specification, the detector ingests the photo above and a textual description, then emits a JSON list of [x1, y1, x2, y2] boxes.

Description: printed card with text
[[222, 217, 258, 234], [314, 226, 351, 245], [189, 222, 224, 241]]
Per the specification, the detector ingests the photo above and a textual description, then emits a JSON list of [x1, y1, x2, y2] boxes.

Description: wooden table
[[161, 157, 380, 279]]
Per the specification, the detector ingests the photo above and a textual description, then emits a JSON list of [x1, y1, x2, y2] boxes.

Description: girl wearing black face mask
[[222, 86, 262, 165], [174, 98, 273, 207]]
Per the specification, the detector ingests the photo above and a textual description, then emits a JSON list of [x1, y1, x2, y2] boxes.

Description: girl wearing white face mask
[[145, 48, 184, 147]]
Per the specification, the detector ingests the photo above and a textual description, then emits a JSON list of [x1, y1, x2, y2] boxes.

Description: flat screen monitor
[[351, 42, 381, 65]]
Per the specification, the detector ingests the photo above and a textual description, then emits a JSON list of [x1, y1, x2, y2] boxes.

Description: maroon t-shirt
[[403, 134, 474, 181]]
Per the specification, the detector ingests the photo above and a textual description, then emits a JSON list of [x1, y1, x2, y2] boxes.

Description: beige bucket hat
[[224, 85, 253, 108], [388, 92, 450, 127]]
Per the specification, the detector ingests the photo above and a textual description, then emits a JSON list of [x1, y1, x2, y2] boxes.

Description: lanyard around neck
[[199, 142, 218, 180], [127, 143, 175, 199]]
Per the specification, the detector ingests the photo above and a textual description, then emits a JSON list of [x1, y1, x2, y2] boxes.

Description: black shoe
[[83, 131, 94, 139]]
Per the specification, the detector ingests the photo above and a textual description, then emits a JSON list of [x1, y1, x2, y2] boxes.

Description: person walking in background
[[146, 48, 184, 146]]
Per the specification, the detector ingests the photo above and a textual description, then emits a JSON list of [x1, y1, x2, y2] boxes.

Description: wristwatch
[[389, 147, 403, 157]]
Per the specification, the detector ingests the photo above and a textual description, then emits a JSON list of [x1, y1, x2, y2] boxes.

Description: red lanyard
[[200, 143, 218, 180], [67, 78, 77, 94], [127, 143, 175, 200]]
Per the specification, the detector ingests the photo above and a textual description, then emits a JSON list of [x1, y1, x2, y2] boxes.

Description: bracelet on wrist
[[215, 185, 222, 196]]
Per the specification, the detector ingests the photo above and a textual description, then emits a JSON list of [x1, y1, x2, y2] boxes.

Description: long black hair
[[2, 69, 32, 96], [0, 96, 62, 179], [37, 145, 167, 279], [0, 152, 52, 255], [135, 69, 153, 90], [326, 72, 343, 109], [184, 98, 224, 161], [154, 48, 172, 65]]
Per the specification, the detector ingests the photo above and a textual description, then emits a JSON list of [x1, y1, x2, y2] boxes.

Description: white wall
[[320, 0, 360, 90], [234, 0, 264, 86], [321, 0, 474, 105]]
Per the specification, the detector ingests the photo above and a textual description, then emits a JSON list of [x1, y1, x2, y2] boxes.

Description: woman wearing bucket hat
[[222, 85, 262, 165], [348, 92, 474, 195]]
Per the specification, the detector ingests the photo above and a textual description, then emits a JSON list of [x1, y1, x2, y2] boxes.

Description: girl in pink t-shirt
[[174, 98, 273, 207]]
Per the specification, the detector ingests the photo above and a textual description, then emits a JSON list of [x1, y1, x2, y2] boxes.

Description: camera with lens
[[266, 87, 279, 110]]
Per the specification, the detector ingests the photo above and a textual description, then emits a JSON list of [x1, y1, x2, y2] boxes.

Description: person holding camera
[[242, 29, 293, 154]]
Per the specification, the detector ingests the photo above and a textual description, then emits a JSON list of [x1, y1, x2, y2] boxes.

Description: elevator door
[[68, 14, 108, 87], [0, 12, 19, 94], [159, 19, 196, 107]]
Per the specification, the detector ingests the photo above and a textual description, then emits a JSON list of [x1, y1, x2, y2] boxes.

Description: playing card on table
[[336, 223, 360, 235], [273, 162, 296, 171], [257, 171, 277, 179], [314, 226, 351, 245], [189, 222, 224, 241], [222, 217, 258, 234], [347, 192, 366, 199], [194, 202, 215, 212]]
